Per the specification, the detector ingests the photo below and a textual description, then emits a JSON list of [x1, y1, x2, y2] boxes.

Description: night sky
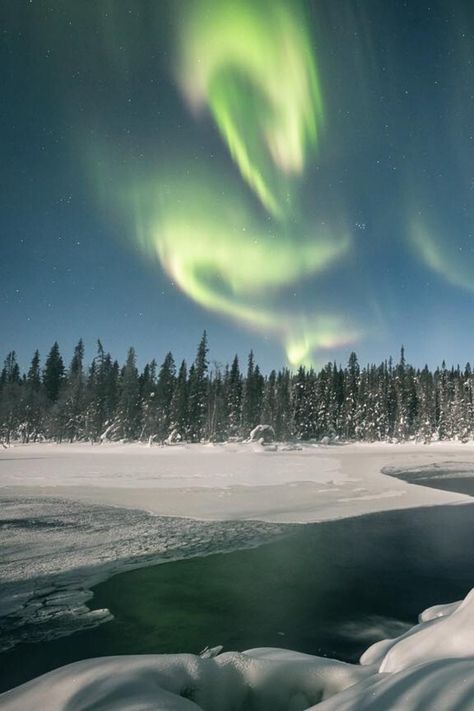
[[3, 0, 474, 372]]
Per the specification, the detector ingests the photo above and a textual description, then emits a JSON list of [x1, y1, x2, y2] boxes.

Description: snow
[[1, 440, 472, 523], [360, 587, 474, 674], [0, 648, 373, 710], [2, 589, 474, 710]]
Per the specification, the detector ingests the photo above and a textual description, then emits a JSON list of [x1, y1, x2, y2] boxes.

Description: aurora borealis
[[177, 0, 323, 215], [3, 0, 474, 369]]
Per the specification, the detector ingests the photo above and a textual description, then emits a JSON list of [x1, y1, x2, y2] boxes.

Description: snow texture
[[2, 589, 474, 710], [1, 441, 471, 523]]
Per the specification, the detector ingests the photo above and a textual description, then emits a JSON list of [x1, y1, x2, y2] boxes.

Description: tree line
[[1, 334, 474, 444]]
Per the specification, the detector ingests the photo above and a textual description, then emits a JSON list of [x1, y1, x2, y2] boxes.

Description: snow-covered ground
[[2, 588, 474, 710], [1, 440, 472, 522], [1, 441, 474, 707]]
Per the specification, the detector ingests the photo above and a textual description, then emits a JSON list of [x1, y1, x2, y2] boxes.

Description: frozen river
[[1, 442, 474, 707]]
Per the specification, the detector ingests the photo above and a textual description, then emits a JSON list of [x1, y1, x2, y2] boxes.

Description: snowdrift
[[2, 588, 474, 710]]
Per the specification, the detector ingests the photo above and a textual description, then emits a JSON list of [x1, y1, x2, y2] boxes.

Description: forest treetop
[[1, 335, 473, 445]]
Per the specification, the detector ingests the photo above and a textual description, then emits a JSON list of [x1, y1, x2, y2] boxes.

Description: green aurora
[[5, 0, 474, 369], [130, 172, 356, 366], [127, 0, 357, 366], [177, 0, 324, 216]]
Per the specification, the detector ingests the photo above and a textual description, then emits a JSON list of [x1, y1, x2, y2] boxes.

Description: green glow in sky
[[97, 0, 359, 366], [285, 318, 361, 367], [130, 174, 353, 364], [412, 219, 474, 292], [177, 0, 323, 215]]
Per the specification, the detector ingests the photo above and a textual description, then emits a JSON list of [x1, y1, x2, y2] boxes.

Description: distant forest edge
[[1, 333, 474, 445]]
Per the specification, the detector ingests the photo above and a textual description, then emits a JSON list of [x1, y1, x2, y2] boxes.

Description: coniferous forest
[[1, 332, 474, 445]]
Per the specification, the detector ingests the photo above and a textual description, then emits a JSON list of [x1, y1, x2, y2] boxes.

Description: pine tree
[[436, 361, 450, 440], [226, 355, 242, 438], [0, 351, 21, 386], [261, 370, 276, 429], [0, 352, 22, 443], [170, 360, 188, 439], [22, 350, 45, 442], [140, 359, 158, 441], [416, 365, 435, 443], [343, 352, 359, 439], [188, 332, 209, 441], [292, 366, 307, 439], [85, 342, 119, 442], [116, 347, 141, 440], [207, 365, 227, 442], [241, 351, 264, 436], [274, 369, 291, 439], [63, 339, 86, 442], [43, 342, 65, 402], [154, 352, 176, 442]]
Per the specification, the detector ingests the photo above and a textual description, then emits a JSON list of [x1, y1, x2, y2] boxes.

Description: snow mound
[[0, 649, 370, 711], [315, 658, 474, 710], [248, 425, 275, 443], [3, 589, 474, 710], [361, 587, 474, 673]]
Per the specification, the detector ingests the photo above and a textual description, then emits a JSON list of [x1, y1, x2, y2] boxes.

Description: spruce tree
[[241, 351, 263, 436], [226, 355, 242, 437], [140, 359, 158, 441], [344, 352, 359, 439], [207, 365, 227, 442], [63, 340, 86, 442], [261, 370, 276, 429], [0, 352, 22, 443], [188, 332, 209, 441], [22, 350, 45, 442], [116, 347, 141, 440], [155, 352, 176, 441], [43, 342, 65, 402], [170, 360, 188, 438]]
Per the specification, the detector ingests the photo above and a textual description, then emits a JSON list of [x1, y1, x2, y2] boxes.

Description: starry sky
[[3, 0, 474, 372]]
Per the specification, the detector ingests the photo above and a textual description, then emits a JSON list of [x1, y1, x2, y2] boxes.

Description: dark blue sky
[[2, 0, 474, 373]]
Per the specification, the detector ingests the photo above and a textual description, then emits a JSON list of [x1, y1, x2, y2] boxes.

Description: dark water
[[1, 503, 474, 693], [385, 462, 474, 496], [415, 477, 474, 496]]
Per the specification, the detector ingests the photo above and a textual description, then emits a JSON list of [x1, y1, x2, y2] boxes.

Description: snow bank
[[0, 649, 372, 710], [360, 588, 474, 674], [315, 658, 474, 710], [2, 589, 474, 710]]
